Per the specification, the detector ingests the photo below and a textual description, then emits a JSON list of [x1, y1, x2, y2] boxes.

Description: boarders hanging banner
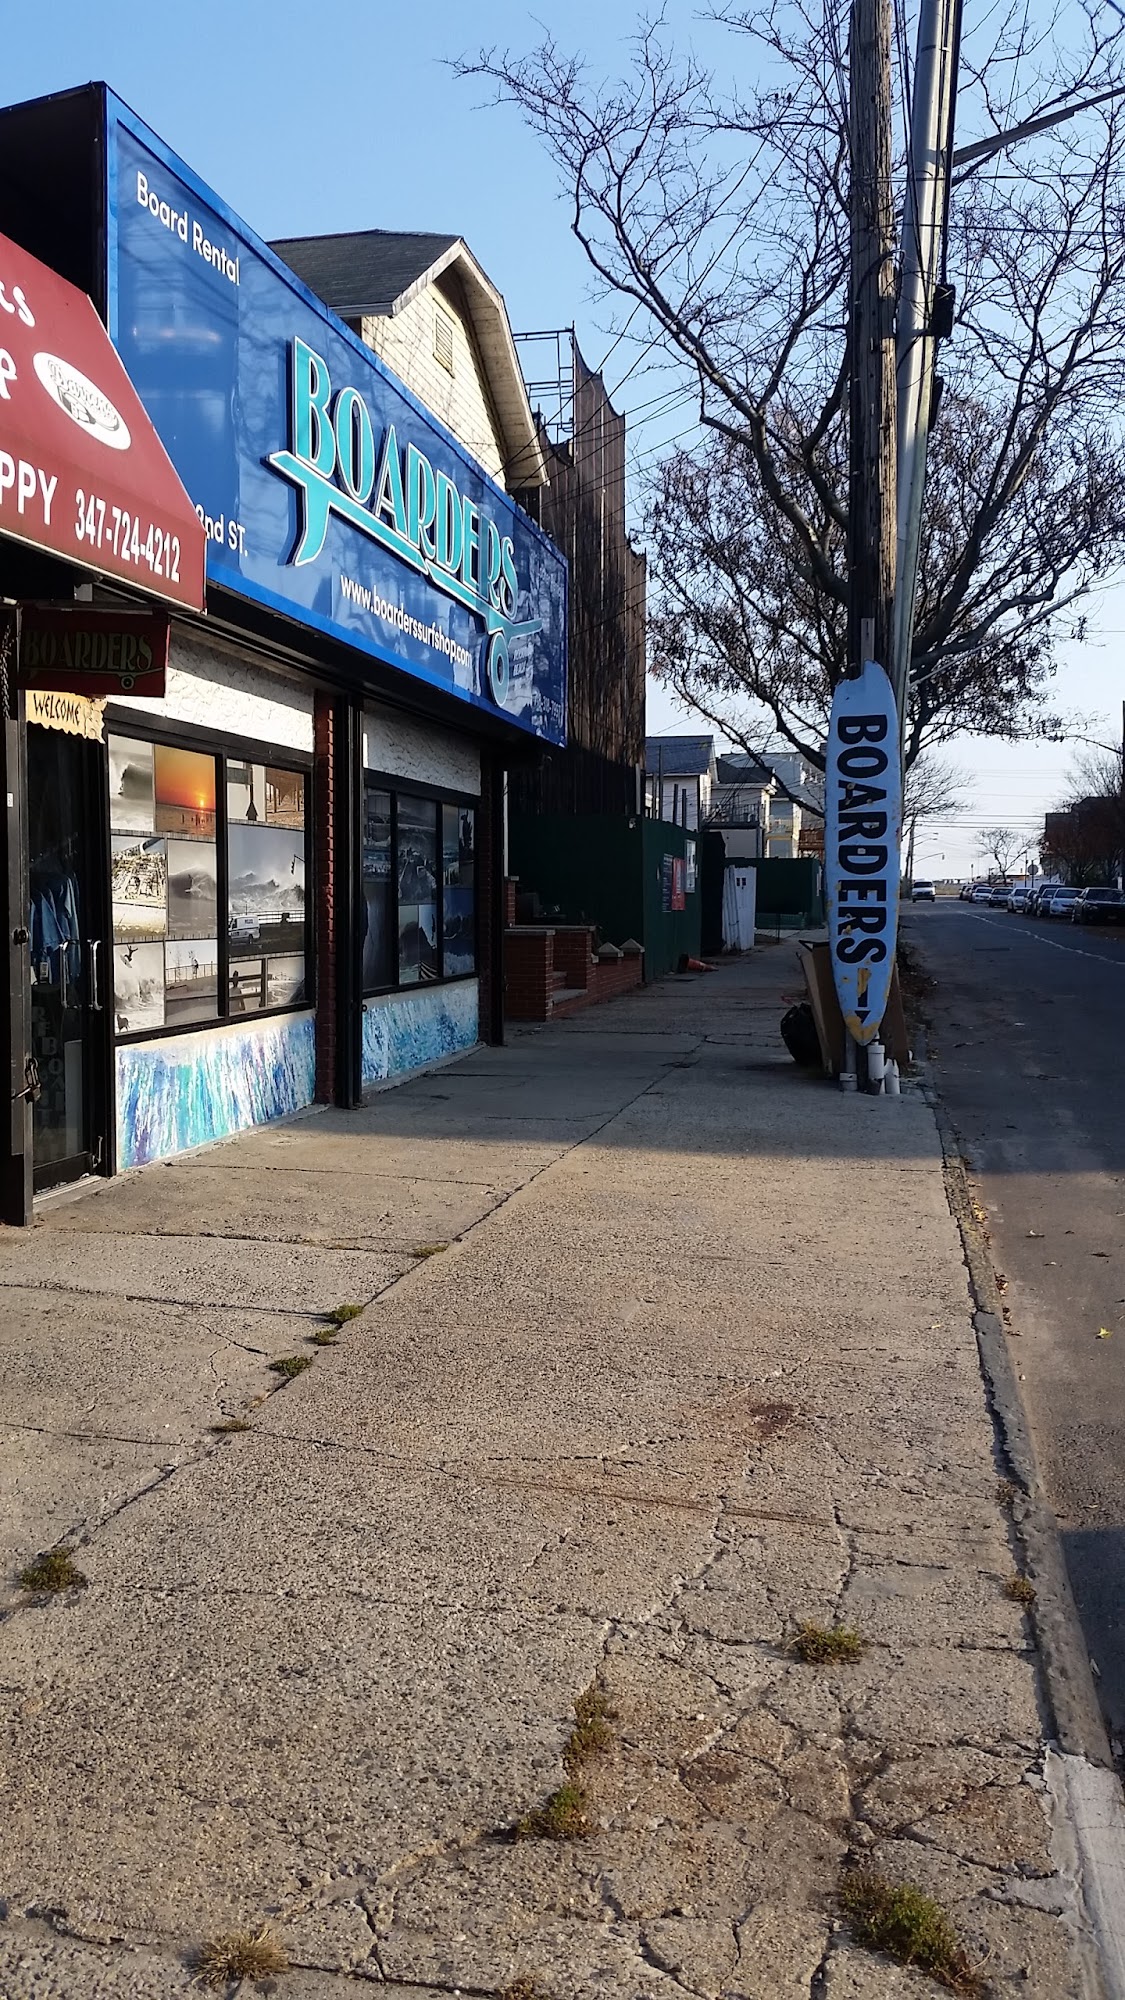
[[19, 605, 169, 697], [824, 660, 902, 1046]]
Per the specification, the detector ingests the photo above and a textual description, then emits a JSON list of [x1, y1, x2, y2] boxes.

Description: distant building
[[710, 748, 825, 858], [501, 335, 700, 997], [509, 331, 647, 817], [644, 736, 718, 830], [709, 753, 774, 859]]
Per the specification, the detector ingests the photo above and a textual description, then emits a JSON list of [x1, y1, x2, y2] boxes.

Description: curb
[[930, 1091, 1112, 1768], [915, 1053, 1125, 1998]]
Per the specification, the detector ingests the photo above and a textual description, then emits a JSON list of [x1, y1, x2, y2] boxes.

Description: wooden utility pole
[[847, 0, 898, 677]]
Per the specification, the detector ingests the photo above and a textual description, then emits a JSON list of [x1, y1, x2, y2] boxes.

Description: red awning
[[0, 229, 205, 611]]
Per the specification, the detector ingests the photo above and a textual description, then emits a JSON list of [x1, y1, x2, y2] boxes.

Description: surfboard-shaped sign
[[824, 660, 902, 1046]]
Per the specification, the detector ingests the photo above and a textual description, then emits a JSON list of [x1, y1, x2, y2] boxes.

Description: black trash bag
[[780, 1000, 822, 1068]]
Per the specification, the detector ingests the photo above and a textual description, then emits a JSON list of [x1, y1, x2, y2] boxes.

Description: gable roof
[[270, 230, 458, 318], [644, 735, 715, 777], [716, 752, 775, 786], [269, 228, 547, 488]]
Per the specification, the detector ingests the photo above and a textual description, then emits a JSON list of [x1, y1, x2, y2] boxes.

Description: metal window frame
[[105, 714, 314, 1046], [360, 765, 479, 998]]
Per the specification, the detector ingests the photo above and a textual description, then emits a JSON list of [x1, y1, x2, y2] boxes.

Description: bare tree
[[976, 826, 1027, 878], [460, 4, 1125, 769], [904, 751, 969, 829]]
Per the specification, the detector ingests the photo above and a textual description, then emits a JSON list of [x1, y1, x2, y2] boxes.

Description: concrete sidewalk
[[0, 950, 1106, 1997]]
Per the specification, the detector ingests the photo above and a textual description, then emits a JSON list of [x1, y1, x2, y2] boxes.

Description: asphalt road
[[907, 898, 1125, 1751]]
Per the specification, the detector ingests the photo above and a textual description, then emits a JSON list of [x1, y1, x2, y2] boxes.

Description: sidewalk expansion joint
[[0, 1418, 178, 1449]]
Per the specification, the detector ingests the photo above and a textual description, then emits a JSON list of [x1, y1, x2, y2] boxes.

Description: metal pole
[[847, 0, 898, 679], [891, 0, 961, 748]]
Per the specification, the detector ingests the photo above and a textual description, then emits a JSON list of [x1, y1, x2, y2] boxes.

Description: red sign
[[19, 604, 169, 697], [0, 230, 205, 610]]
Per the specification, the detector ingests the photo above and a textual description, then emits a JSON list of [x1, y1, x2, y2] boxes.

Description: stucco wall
[[109, 630, 314, 753], [362, 703, 480, 796]]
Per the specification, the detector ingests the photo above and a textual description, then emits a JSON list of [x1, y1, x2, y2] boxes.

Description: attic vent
[[433, 305, 455, 374]]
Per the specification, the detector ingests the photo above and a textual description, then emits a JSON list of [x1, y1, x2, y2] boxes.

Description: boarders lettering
[[267, 337, 541, 710], [833, 711, 891, 965]]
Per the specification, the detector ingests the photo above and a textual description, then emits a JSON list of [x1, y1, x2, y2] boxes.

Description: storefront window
[[362, 776, 476, 995], [362, 783, 393, 991], [397, 794, 439, 985], [109, 731, 310, 1040], [442, 802, 476, 977], [228, 767, 307, 1015]]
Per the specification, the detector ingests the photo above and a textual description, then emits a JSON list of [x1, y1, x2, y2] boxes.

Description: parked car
[[1043, 886, 1081, 919], [1027, 884, 1054, 915], [1006, 887, 1028, 912], [970, 884, 993, 902], [987, 883, 1010, 906], [911, 878, 936, 902], [1072, 886, 1125, 925]]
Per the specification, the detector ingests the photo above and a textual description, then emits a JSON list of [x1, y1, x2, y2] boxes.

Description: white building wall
[[651, 777, 702, 830], [362, 702, 481, 797], [110, 629, 314, 753], [361, 292, 505, 484]]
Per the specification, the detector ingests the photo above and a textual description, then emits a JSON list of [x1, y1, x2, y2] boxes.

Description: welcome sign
[[105, 97, 567, 744]]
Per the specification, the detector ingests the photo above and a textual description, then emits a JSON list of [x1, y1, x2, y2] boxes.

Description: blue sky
[[7, 1, 1121, 872], [5, 1, 647, 374]]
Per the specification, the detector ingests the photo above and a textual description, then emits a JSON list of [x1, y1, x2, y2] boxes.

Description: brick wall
[[553, 953, 642, 1017], [313, 692, 336, 1102], [503, 928, 644, 1022], [477, 755, 502, 1044], [552, 927, 594, 990], [504, 929, 556, 1021]]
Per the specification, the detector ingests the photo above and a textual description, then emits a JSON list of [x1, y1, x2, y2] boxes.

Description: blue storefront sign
[[103, 96, 567, 745]]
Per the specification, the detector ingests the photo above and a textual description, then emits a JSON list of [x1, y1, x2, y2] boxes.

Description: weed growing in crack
[[1005, 1573, 1037, 1607], [500, 1980, 554, 2000], [327, 1302, 364, 1326], [513, 1681, 614, 1840], [268, 1355, 313, 1382], [840, 1871, 981, 1993], [411, 1241, 449, 1258], [191, 1924, 288, 1988], [515, 1782, 592, 1841], [563, 1683, 615, 1774], [788, 1621, 867, 1665], [210, 1418, 252, 1435], [308, 1328, 340, 1346], [17, 1547, 87, 1594], [996, 1479, 1018, 1509]]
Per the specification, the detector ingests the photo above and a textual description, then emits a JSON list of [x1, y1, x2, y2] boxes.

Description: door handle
[[88, 938, 102, 1013]]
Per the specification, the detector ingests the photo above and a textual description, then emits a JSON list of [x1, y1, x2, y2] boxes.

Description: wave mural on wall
[[117, 1012, 316, 1168], [362, 982, 478, 1086]]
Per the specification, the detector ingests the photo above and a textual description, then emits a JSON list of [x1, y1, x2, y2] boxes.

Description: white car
[[911, 879, 936, 902]]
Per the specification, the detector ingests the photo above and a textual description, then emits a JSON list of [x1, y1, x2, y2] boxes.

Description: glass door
[[27, 725, 109, 1189]]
